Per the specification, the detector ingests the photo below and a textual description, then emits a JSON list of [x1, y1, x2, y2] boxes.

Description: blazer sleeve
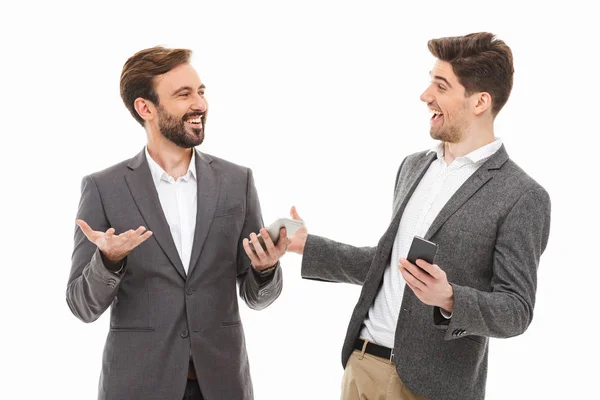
[[301, 235, 376, 285], [434, 187, 551, 339], [66, 175, 126, 323], [236, 168, 283, 310]]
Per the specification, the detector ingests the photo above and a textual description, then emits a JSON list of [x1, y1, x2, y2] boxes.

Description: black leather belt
[[354, 338, 394, 361]]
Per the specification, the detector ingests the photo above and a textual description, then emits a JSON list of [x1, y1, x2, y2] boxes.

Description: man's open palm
[[76, 219, 153, 263]]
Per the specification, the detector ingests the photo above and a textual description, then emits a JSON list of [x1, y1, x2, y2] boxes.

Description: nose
[[191, 93, 208, 113], [420, 86, 434, 104]]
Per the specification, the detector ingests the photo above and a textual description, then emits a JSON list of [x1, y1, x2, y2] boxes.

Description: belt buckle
[[389, 349, 394, 363]]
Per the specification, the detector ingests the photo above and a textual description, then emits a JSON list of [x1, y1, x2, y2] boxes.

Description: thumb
[[290, 205, 303, 222]]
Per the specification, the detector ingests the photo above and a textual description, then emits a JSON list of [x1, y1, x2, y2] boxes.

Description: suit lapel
[[187, 150, 221, 277], [424, 144, 509, 240], [125, 149, 187, 280], [379, 152, 437, 261]]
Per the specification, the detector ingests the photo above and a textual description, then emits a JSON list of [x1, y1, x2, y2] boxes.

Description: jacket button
[[186, 287, 193, 295], [180, 329, 189, 338]]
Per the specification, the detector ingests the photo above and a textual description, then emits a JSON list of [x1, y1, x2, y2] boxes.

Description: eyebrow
[[171, 84, 206, 96], [429, 72, 453, 89]]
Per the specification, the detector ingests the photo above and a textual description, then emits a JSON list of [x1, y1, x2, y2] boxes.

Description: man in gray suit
[[286, 33, 551, 399], [66, 46, 288, 400]]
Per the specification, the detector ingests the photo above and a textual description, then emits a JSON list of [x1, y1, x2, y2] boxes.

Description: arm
[[301, 235, 376, 285], [66, 176, 126, 323], [237, 168, 283, 310], [300, 157, 408, 285], [434, 187, 551, 339]]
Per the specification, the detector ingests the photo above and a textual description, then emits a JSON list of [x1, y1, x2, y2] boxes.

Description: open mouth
[[184, 113, 204, 126], [430, 109, 443, 125]]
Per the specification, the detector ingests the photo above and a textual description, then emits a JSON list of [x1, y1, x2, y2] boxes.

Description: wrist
[[253, 262, 276, 272], [441, 284, 454, 313], [101, 251, 123, 271], [295, 235, 307, 255]]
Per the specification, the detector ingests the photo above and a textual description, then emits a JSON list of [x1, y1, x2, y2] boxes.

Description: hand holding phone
[[406, 236, 438, 273], [249, 218, 304, 252]]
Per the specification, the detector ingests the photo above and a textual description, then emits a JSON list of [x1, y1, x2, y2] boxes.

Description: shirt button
[[181, 329, 189, 338]]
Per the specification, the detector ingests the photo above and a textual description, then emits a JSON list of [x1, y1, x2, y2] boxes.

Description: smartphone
[[249, 218, 304, 251], [406, 236, 438, 272]]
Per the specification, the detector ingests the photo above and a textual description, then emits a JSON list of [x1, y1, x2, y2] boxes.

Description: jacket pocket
[[462, 335, 486, 346], [214, 204, 244, 218], [109, 327, 155, 332], [221, 320, 242, 327]]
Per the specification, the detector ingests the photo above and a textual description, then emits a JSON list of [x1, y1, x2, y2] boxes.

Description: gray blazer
[[66, 148, 282, 400], [302, 145, 551, 400]]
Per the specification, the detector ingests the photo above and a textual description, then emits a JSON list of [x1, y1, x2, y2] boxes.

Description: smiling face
[[151, 63, 208, 148], [420, 60, 473, 143]]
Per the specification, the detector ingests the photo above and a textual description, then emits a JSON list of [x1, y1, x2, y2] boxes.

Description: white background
[[1, 0, 598, 399]]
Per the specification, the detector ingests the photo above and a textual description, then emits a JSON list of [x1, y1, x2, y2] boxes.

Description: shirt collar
[[427, 138, 503, 165], [145, 146, 197, 186]]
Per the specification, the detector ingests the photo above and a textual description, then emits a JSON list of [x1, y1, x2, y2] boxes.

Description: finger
[[276, 227, 289, 251], [134, 226, 148, 236], [123, 228, 150, 249], [290, 206, 304, 222], [399, 263, 426, 291], [76, 219, 94, 238], [260, 228, 277, 254], [415, 259, 438, 277], [105, 227, 116, 239], [249, 232, 268, 260], [405, 280, 422, 293], [119, 229, 136, 240], [399, 258, 431, 285], [135, 230, 153, 246], [242, 238, 261, 265], [117, 229, 152, 255]]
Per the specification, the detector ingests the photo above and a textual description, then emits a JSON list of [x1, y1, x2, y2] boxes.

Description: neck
[[443, 124, 495, 165], [146, 129, 193, 179]]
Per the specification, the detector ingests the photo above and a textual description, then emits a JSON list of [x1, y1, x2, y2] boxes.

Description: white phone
[[249, 218, 304, 251]]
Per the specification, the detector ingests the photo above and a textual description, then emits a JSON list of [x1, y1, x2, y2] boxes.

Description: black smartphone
[[406, 236, 438, 272]]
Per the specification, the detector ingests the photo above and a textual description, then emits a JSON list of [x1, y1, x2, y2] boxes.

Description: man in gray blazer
[[66, 46, 288, 400], [286, 33, 551, 400]]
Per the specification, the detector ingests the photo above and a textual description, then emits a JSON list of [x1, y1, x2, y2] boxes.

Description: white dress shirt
[[360, 139, 503, 348], [145, 147, 197, 274]]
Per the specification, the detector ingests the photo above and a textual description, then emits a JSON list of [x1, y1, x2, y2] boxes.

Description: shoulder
[[198, 151, 250, 177], [84, 157, 134, 186], [497, 158, 549, 203]]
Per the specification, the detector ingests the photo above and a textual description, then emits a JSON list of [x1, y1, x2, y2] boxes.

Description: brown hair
[[427, 32, 513, 117], [120, 46, 192, 125]]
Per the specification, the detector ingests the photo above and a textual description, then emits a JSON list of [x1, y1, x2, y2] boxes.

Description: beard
[[157, 105, 205, 148], [430, 123, 463, 143], [429, 102, 469, 144]]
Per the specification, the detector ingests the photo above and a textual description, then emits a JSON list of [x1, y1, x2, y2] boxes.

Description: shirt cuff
[[101, 252, 126, 275], [440, 308, 453, 319], [251, 262, 279, 284]]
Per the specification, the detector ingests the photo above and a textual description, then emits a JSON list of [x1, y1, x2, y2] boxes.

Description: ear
[[133, 97, 156, 122], [473, 92, 492, 116]]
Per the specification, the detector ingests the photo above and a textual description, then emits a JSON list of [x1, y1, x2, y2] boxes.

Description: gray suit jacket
[[66, 148, 282, 400], [302, 145, 551, 400]]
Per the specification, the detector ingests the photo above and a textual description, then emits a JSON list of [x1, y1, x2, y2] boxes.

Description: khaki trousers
[[341, 345, 428, 400]]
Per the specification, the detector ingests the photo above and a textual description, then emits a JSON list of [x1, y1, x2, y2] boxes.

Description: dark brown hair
[[427, 32, 513, 117], [120, 46, 192, 125]]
